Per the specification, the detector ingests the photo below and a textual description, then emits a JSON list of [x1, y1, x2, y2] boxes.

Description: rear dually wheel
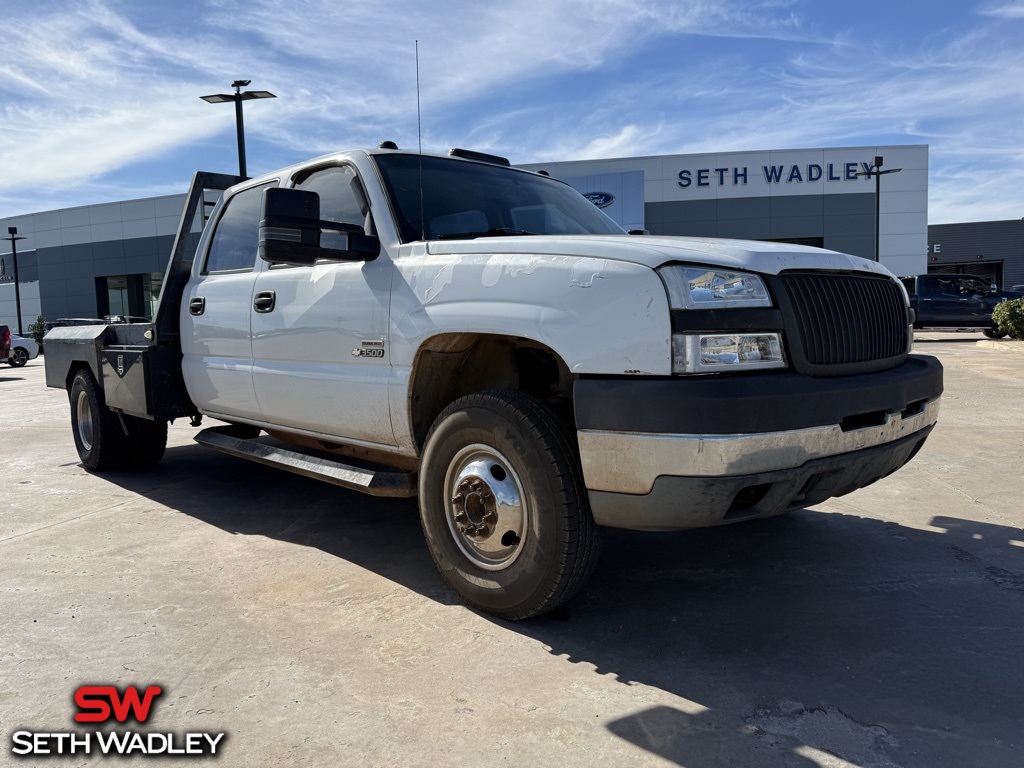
[[69, 369, 166, 471]]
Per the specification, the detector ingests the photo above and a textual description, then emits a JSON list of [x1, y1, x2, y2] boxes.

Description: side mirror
[[259, 187, 380, 266], [991, 284, 999, 293]]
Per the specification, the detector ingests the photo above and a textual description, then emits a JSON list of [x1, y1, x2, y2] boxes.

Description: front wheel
[[983, 328, 1008, 339], [8, 347, 29, 367], [418, 390, 600, 620]]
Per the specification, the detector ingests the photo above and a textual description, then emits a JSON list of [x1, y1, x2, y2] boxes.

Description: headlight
[[658, 266, 772, 309], [671, 333, 786, 374]]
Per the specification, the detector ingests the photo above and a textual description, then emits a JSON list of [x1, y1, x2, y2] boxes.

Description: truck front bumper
[[573, 354, 943, 531]]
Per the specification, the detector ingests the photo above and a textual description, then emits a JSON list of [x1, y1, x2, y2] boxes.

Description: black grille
[[780, 273, 908, 366]]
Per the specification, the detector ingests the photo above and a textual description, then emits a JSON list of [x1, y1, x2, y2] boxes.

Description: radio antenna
[[416, 40, 425, 241]]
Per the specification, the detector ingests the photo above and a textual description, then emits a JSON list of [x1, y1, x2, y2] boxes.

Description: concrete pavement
[[1, 333, 1021, 767]]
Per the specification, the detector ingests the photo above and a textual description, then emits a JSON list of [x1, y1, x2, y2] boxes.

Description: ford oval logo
[[583, 191, 615, 208]]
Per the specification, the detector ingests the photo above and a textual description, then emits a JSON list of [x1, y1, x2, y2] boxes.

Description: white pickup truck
[[45, 146, 943, 619]]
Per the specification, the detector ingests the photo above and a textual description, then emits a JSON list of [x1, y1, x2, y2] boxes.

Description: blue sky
[[2, 0, 1023, 223]]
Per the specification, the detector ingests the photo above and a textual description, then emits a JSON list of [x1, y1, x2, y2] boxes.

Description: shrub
[[992, 298, 1024, 340], [28, 315, 47, 351]]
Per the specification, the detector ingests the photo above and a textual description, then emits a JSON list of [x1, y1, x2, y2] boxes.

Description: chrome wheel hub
[[452, 477, 497, 539], [76, 390, 94, 451], [444, 444, 527, 571]]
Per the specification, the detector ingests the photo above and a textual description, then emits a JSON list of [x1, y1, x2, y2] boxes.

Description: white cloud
[[978, 2, 1024, 19], [0, 0, 1022, 223], [0, 0, 823, 213], [0, 3, 229, 195]]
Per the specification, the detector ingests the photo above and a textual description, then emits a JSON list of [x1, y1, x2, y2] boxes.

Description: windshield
[[372, 154, 626, 242]]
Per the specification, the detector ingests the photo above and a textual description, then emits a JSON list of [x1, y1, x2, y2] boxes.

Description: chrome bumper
[[578, 398, 940, 496]]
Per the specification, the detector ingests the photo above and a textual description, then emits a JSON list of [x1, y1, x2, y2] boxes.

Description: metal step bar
[[195, 427, 417, 498]]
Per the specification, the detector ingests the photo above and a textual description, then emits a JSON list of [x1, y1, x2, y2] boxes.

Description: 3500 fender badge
[[352, 339, 386, 358]]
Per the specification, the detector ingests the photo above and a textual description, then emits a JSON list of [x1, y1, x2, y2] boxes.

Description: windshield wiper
[[436, 228, 537, 240]]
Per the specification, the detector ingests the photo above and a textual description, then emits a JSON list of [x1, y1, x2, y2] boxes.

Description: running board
[[195, 427, 417, 498]]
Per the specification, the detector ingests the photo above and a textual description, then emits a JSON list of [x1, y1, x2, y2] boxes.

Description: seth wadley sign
[[677, 161, 878, 188]]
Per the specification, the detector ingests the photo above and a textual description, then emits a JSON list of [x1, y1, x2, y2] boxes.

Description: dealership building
[[0, 195, 194, 330], [523, 143, 929, 278], [925, 219, 1024, 290], [1, 142, 1016, 331]]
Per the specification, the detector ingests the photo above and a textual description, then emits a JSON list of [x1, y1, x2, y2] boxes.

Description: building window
[[143, 272, 163, 318], [106, 275, 130, 317], [97, 272, 164, 321]]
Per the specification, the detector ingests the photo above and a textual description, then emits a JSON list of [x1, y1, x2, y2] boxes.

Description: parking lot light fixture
[[200, 80, 276, 177], [855, 155, 902, 262], [3, 226, 26, 335]]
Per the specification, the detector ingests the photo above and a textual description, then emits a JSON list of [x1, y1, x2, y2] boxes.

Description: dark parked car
[[901, 274, 1023, 338]]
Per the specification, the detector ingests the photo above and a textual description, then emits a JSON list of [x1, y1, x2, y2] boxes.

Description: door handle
[[254, 290, 276, 313], [189, 296, 205, 315]]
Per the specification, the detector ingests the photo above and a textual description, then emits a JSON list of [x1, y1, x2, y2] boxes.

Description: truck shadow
[[101, 442, 1024, 768], [523, 514, 1024, 767]]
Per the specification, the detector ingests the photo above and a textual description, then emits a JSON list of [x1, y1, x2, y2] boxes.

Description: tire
[[8, 347, 28, 367], [983, 328, 1008, 339], [69, 369, 167, 470], [126, 416, 168, 467], [418, 389, 600, 620], [70, 369, 132, 471]]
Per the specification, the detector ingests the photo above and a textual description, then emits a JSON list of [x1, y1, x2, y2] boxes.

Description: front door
[[250, 164, 396, 447]]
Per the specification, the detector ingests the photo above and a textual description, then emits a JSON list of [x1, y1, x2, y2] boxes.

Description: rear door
[[954, 275, 999, 323], [250, 163, 396, 446], [181, 181, 275, 421], [917, 275, 964, 325]]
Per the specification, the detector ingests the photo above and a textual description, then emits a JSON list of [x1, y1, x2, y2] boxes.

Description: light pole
[[855, 155, 902, 262], [3, 226, 25, 336], [200, 80, 276, 177]]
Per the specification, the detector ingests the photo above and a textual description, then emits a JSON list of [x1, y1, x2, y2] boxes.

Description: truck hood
[[426, 234, 895, 278]]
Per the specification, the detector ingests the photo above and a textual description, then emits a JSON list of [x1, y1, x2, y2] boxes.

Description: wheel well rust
[[408, 333, 574, 453]]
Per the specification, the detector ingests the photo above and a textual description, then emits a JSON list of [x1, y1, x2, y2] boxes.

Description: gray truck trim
[[574, 355, 942, 435]]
